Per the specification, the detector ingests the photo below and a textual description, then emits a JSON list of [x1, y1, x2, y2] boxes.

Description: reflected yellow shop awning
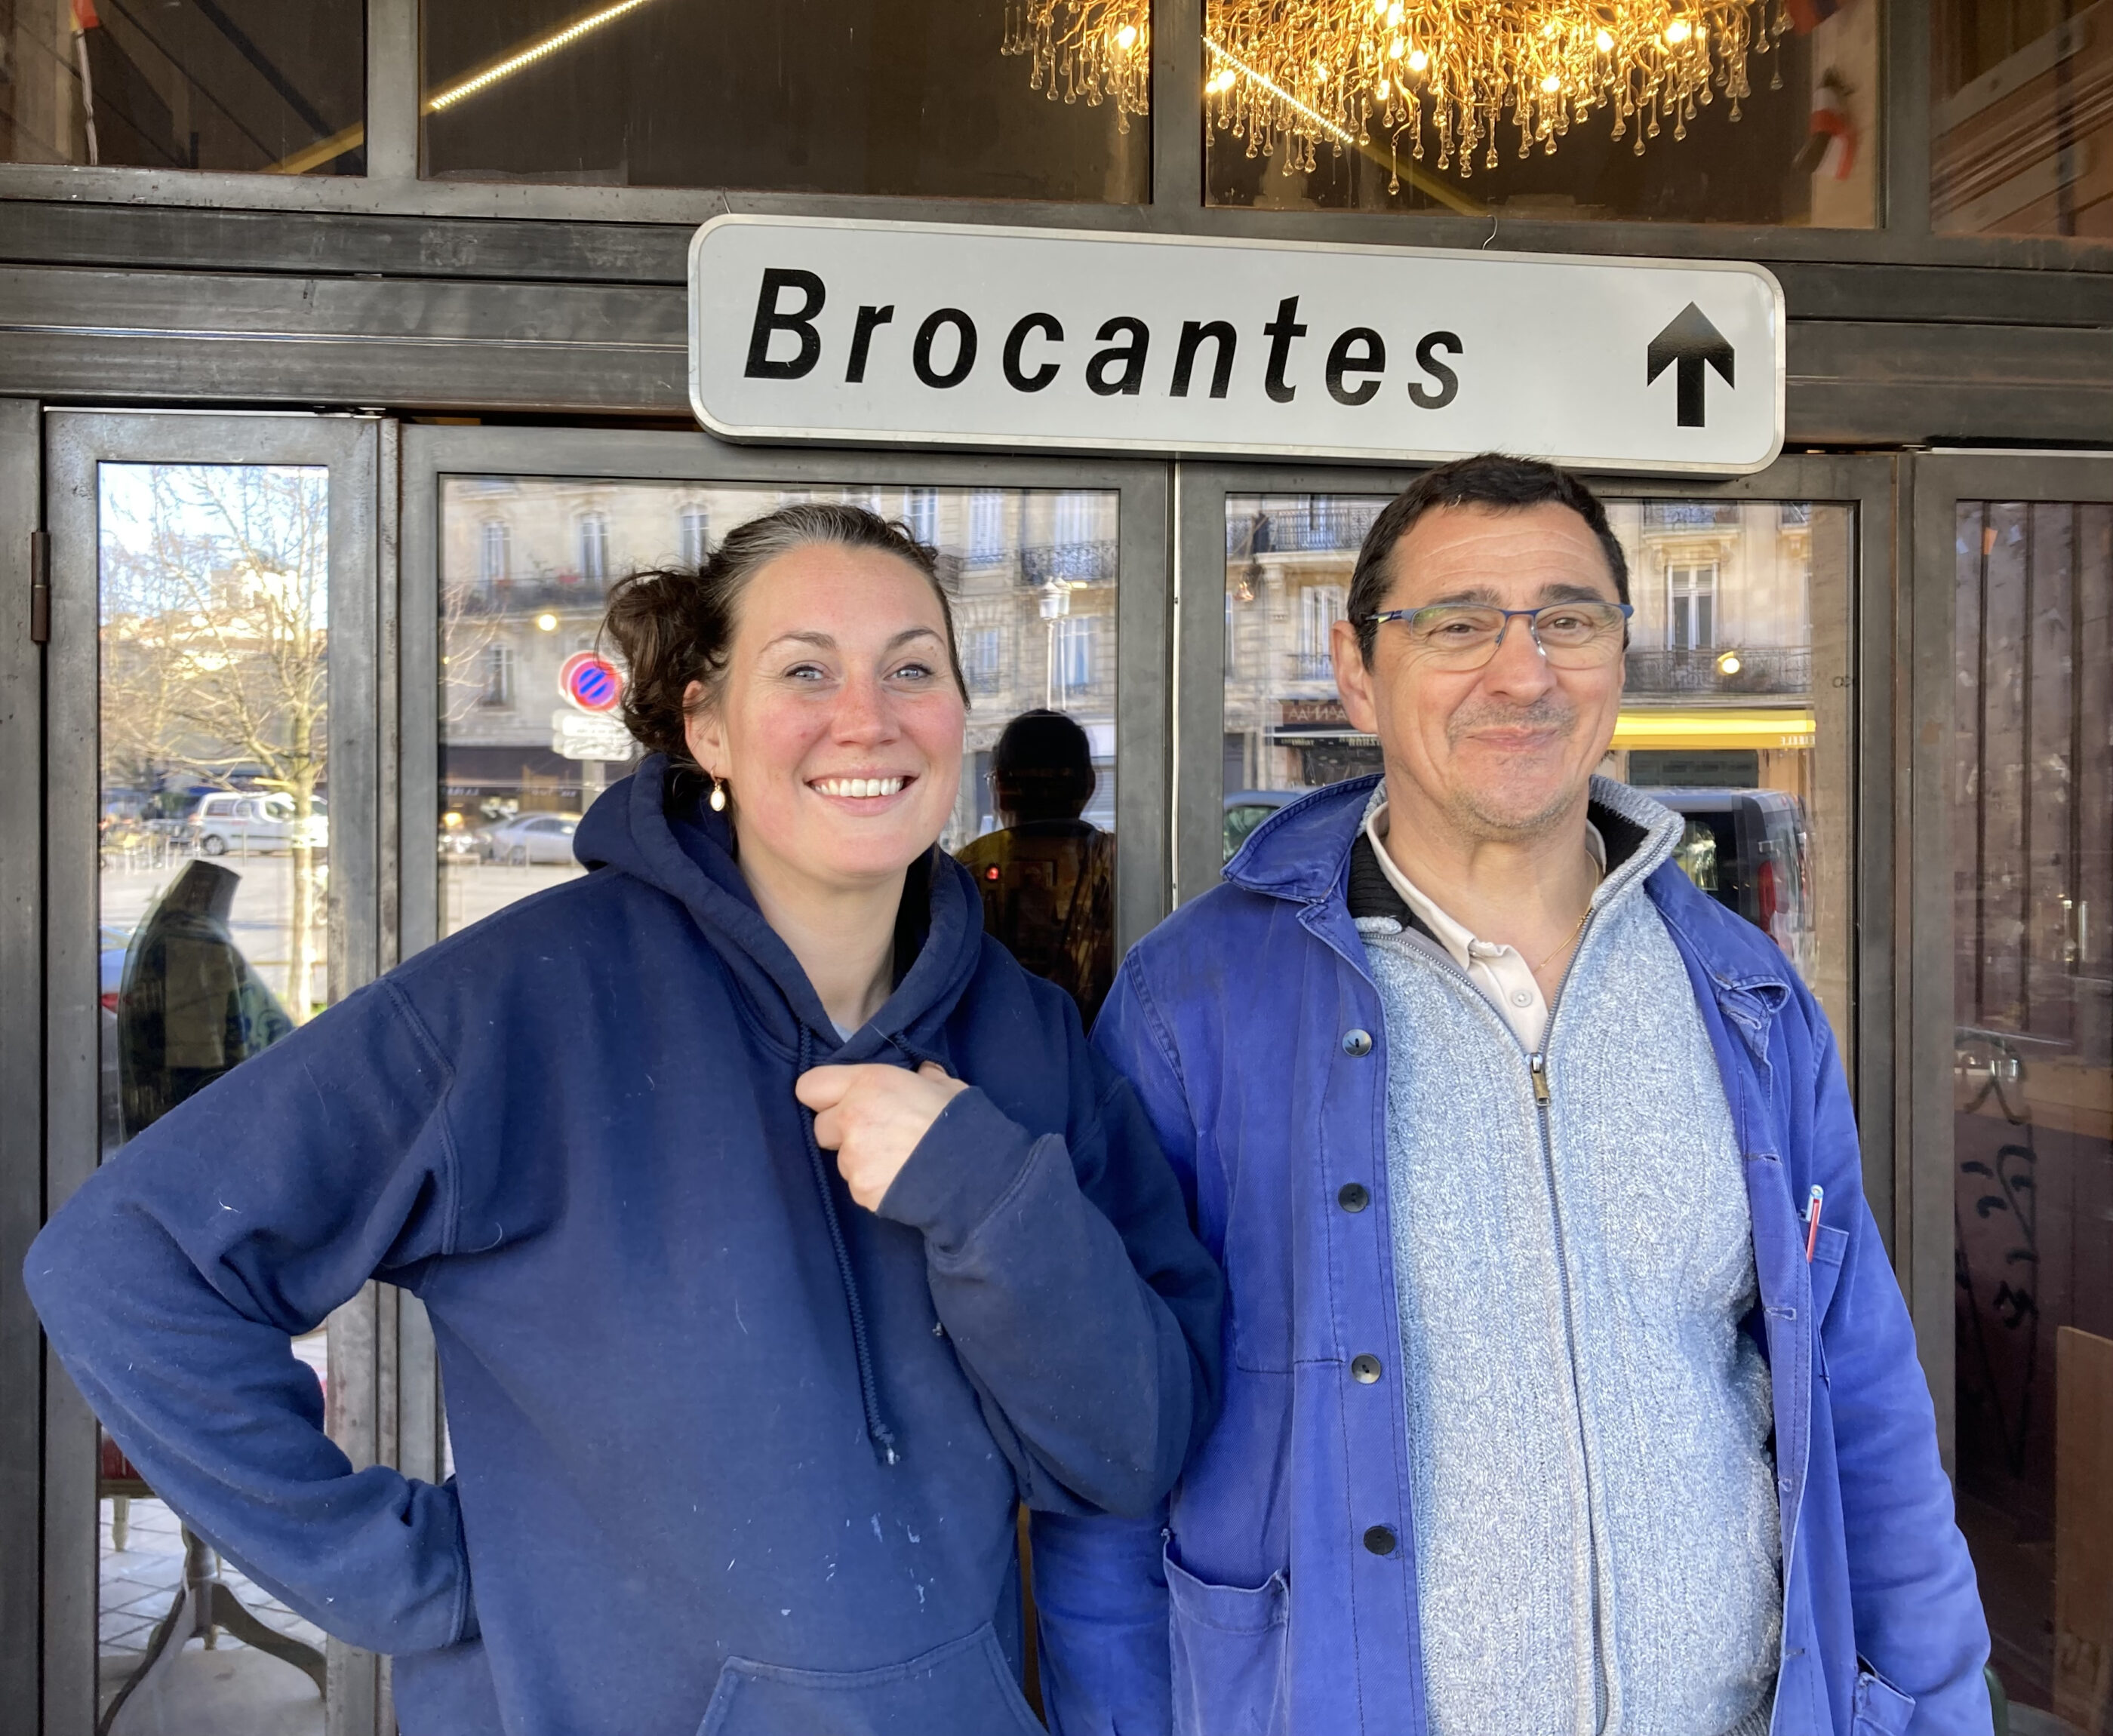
[[1613, 708, 1816, 751]]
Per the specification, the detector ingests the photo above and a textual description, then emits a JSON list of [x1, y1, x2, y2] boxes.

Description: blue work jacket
[[1084, 776, 1991, 1736]]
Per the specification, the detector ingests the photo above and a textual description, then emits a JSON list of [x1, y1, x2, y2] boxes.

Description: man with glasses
[[1085, 455, 1988, 1736]]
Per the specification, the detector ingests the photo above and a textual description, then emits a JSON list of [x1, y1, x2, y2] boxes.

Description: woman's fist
[[795, 1060, 967, 1211]]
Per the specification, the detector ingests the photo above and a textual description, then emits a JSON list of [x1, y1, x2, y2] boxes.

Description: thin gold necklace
[[1529, 857, 1604, 977]]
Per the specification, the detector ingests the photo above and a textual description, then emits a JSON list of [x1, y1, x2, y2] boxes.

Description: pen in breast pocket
[[1804, 1184, 1825, 1263]]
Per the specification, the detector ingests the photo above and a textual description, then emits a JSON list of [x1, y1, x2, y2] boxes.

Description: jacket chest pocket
[[1809, 1223, 1848, 1381], [1166, 1546, 1291, 1736], [694, 1627, 1044, 1736]]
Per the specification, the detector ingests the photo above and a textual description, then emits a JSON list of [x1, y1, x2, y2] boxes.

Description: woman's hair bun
[[599, 502, 967, 769]]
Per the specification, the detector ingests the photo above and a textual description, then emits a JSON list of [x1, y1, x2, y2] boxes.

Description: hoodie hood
[[575, 754, 987, 1067]]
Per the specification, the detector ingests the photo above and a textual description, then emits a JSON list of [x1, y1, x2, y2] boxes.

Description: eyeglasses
[[1360, 600, 1635, 671]]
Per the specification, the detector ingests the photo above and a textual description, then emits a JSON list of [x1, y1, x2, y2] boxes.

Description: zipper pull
[[1529, 1052, 1551, 1106]]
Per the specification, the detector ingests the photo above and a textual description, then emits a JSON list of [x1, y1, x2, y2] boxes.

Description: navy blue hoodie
[[26, 758, 1224, 1736]]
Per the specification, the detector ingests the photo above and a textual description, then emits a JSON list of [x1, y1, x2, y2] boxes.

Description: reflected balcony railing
[[1624, 646, 1810, 696], [1640, 501, 1745, 530], [1229, 502, 1385, 557], [1020, 540, 1120, 587]]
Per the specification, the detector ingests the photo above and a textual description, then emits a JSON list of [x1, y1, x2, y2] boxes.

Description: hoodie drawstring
[[797, 1028, 901, 1467]]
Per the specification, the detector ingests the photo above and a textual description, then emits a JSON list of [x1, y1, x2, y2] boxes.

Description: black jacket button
[[1351, 1354, 1383, 1384], [1363, 1525, 1398, 1556], [1337, 1182, 1370, 1213], [1342, 1028, 1373, 1057]]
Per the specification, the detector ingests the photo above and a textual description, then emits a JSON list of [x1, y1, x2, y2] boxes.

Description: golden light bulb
[[1386, 0, 1403, 20], [1376, 76, 1390, 97], [1314, 60, 1329, 80], [1114, 23, 1136, 48], [1595, 29, 1614, 51], [1541, 73, 1561, 93], [1665, 20, 1693, 42], [536, 612, 558, 631], [1388, 36, 1404, 57], [1407, 46, 1428, 71]]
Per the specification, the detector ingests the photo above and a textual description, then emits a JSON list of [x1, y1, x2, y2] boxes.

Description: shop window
[[1669, 563, 1719, 650], [905, 487, 940, 546], [577, 513, 609, 584], [418, 0, 1146, 201], [966, 625, 1004, 695], [1951, 500, 2113, 1720], [1224, 490, 1855, 1048], [1053, 614, 1096, 696], [969, 491, 1007, 566], [478, 643, 515, 708], [678, 507, 709, 570], [1204, 0, 1878, 226], [1934, 1, 2113, 236], [481, 520, 509, 585], [1294, 583, 1345, 679], [2, 0, 364, 174]]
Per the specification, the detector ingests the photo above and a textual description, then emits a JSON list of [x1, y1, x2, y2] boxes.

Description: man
[[957, 708, 1118, 1024], [1090, 454, 1989, 1736]]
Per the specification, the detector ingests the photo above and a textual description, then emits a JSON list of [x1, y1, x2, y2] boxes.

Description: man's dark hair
[[1346, 453, 1630, 665]]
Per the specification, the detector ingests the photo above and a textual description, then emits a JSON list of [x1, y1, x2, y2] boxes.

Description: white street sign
[[551, 709, 635, 764], [688, 216, 1785, 476]]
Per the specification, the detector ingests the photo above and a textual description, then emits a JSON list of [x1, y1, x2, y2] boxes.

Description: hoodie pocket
[[1165, 1544, 1290, 1736], [1849, 1660, 1916, 1736], [694, 1624, 1044, 1736]]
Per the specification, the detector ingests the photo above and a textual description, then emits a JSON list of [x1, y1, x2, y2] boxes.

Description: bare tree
[[100, 465, 330, 1021]]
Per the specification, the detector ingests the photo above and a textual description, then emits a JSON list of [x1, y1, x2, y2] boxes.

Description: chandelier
[[1209, 2, 1790, 183], [1004, 4, 1795, 184], [1001, 2, 1152, 132]]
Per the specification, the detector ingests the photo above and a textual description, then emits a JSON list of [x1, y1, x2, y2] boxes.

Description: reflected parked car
[[479, 813, 583, 866], [181, 791, 328, 856], [1224, 789, 1302, 865], [1650, 787, 1815, 978]]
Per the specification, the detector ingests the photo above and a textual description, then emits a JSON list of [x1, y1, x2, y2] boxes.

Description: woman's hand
[[797, 1061, 968, 1211]]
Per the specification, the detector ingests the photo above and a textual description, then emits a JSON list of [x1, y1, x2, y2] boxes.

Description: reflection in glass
[[1935, 2, 2113, 236], [96, 462, 333, 1729], [1951, 501, 2113, 1722], [438, 482, 1121, 968], [1206, 0, 1877, 226], [2, 0, 364, 172], [1221, 492, 1853, 1045], [956, 709, 1118, 1025], [420, 0, 1144, 199]]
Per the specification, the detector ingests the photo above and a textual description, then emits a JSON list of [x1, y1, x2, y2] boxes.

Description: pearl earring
[[709, 776, 728, 813]]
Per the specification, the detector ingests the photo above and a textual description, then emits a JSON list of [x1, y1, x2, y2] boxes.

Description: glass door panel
[[1218, 487, 1857, 1048], [433, 473, 1127, 1017], [94, 460, 334, 1728], [1950, 497, 2113, 1722], [44, 411, 380, 1736]]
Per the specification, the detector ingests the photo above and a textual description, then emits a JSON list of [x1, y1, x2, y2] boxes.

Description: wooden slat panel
[[2055, 1326, 2113, 1732]]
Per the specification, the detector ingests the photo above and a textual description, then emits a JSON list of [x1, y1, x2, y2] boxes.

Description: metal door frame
[[1906, 450, 2113, 1469], [35, 409, 384, 1736], [1169, 453, 1908, 1273]]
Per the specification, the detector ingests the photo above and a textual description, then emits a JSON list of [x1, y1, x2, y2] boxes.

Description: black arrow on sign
[[1647, 303, 1736, 428]]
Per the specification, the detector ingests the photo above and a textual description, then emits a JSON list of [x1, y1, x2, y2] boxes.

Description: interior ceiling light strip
[[271, 0, 660, 172], [425, 0, 660, 112]]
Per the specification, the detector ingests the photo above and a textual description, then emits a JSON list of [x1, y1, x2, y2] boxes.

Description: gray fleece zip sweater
[[1357, 779, 1779, 1736]]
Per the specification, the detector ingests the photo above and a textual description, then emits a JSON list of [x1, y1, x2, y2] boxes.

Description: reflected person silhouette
[[956, 708, 1116, 1026], [118, 858, 294, 1139]]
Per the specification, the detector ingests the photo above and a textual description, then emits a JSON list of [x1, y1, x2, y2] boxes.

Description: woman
[[26, 505, 1223, 1736]]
